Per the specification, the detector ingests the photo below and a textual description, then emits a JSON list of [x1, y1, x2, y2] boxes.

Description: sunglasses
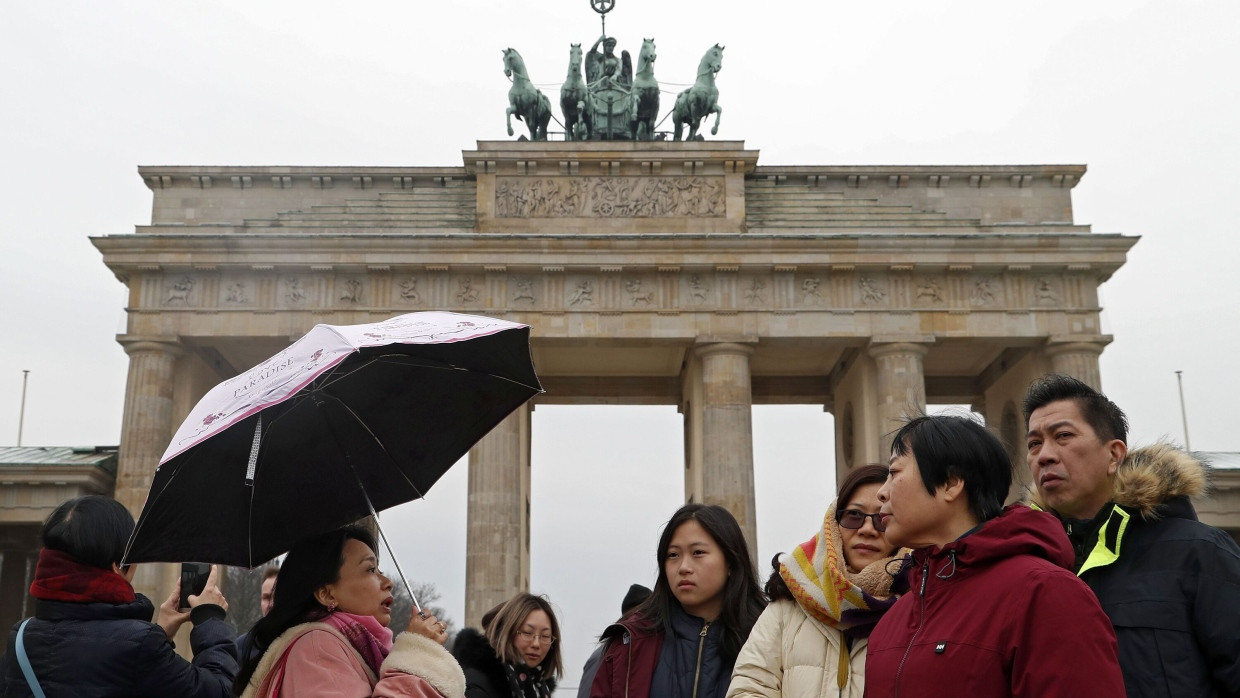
[[837, 509, 886, 532]]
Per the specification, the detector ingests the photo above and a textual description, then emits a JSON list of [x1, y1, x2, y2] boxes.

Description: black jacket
[[452, 627, 556, 698], [1041, 444, 1240, 697], [0, 595, 238, 697]]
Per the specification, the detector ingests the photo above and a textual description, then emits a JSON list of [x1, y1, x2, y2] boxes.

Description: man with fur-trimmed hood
[[1024, 374, 1240, 697]]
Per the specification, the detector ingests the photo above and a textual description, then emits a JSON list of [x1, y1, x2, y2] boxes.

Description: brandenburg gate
[[93, 139, 1136, 625]]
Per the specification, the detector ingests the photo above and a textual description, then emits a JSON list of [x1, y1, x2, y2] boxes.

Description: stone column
[[867, 342, 928, 453], [464, 403, 531, 628], [1045, 337, 1109, 390], [693, 341, 757, 563], [115, 336, 182, 602]]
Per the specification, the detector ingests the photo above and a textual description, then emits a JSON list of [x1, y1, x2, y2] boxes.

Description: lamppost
[[1175, 370, 1191, 451], [17, 369, 29, 447]]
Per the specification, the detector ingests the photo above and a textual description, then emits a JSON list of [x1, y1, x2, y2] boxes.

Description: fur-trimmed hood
[[1031, 442, 1208, 520]]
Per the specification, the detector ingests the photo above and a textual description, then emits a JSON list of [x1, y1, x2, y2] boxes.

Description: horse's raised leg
[[710, 103, 723, 136], [506, 106, 517, 137]]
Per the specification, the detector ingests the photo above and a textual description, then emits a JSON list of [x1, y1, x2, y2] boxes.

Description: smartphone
[[179, 562, 212, 610]]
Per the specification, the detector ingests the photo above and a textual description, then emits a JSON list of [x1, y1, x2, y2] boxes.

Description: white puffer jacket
[[726, 599, 866, 698]]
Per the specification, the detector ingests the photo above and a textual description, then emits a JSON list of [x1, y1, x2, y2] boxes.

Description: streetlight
[[1175, 370, 1191, 451], [17, 369, 30, 447]]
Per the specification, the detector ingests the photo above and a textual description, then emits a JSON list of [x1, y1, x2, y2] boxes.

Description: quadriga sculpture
[[503, 48, 551, 141], [673, 44, 724, 141], [630, 38, 660, 141], [560, 43, 587, 141]]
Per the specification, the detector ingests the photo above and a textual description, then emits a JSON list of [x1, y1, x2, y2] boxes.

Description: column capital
[[117, 335, 183, 357], [1044, 335, 1112, 358], [867, 340, 931, 360], [693, 336, 758, 359]]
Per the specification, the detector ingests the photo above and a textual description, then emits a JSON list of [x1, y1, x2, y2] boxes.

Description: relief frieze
[[164, 277, 196, 306], [495, 176, 725, 218]]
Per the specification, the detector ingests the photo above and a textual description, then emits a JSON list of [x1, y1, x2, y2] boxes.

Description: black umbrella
[[123, 312, 541, 587]]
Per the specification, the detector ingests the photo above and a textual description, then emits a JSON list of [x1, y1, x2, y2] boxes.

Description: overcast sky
[[3, 1, 1238, 692]]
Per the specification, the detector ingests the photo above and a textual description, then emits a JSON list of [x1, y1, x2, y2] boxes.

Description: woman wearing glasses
[[726, 465, 905, 698], [452, 593, 562, 698]]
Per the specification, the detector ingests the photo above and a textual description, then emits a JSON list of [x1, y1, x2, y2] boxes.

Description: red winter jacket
[[589, 617, 664, 698], [864, 505, 1125, 697]]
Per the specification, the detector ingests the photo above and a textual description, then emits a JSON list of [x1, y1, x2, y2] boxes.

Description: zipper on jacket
[[893, 558, 929, 698], [690, 619, 713, 698]]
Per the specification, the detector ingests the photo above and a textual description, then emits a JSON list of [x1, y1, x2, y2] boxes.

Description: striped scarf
[[778, 502, 905, 639]]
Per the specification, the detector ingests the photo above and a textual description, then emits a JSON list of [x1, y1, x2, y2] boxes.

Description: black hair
[[42, 495, 135, 569], [234, 525, 377, 693], [1022, 374, 1128, 445], [890, 414, 1011, 522], [626, 503, 766, 670], [765, 463, 893, 598]]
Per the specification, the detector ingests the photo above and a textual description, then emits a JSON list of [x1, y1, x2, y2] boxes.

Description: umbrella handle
[[311, 392, 423, 612], [360, 489, 422, 613]]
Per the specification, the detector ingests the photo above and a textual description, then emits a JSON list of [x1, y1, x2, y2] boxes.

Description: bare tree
[[225, 565, 269, 634], [390, 580, 456, 647]]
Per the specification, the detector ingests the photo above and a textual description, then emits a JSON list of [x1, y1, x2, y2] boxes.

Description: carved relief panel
[[495, 176, 725, 218]]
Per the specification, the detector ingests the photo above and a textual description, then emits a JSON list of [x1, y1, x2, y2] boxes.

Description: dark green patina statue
[[503, 48, 552, 141], [502, 0, 722, 141]]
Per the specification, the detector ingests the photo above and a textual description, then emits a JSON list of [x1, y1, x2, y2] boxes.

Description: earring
[[327, 602, 338, 613]]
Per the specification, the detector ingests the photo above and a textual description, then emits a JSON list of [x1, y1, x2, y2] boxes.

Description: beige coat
[[726, 599, 866, 698]]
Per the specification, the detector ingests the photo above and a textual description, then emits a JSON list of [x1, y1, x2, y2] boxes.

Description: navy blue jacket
[[0, 595, 237, 697]]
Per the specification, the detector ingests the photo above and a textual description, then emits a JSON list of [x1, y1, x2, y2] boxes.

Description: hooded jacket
[[0, 596, 237, 698], [865, 504, 1126, 697], [452, 627, 556, 698], [1035, 444, 1240, 697]]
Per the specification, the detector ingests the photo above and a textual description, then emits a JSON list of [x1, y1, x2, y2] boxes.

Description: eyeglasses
[[515, 629, 556, 645], [837, 509, 885, 532]]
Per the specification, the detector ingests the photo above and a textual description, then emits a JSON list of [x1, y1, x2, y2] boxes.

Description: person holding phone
[[0, 495, 238, 697]]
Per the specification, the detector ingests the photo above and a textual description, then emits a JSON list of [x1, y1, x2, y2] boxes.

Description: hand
[[188, 564, 228, 612], [157, 581, 192, 639], [407, 610, 449, 646]]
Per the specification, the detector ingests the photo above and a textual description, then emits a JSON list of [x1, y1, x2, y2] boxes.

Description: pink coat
[[240, 623, 465, 698]]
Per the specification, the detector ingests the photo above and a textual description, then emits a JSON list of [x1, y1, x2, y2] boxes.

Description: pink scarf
[[321, 611, 393, 676]]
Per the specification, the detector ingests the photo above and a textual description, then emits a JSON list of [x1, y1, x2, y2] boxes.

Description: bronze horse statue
[[630, 38, 660, 141], [673, 44, 724, 141], [560, 43, 587, 141], [503, 48, 551, 141]]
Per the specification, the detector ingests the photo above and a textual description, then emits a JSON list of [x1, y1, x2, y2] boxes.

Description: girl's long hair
[[233, 525, 377, 694], [625, 503, 765, 669]]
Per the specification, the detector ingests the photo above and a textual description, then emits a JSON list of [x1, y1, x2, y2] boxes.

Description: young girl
[[726, 465, 905, 698], [589, 503, 766, 698]]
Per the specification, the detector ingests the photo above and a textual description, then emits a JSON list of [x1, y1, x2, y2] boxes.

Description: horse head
[[700, 44, 724, 77], [503, 48, 524, 80], [640, 38, 657, 68]]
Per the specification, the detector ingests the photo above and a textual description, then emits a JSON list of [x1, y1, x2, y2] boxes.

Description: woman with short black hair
[[864, 414, 1126, 697], [0, 495, 238, 697]]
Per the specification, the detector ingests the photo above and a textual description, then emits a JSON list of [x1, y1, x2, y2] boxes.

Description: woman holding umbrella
[[234, 525, 465, 698], [589, 503, 766, 698], [726, 464, 905, 698]]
